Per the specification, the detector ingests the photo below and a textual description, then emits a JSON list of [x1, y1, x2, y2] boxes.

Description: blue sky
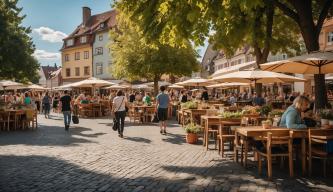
[[18, 0, 206, 66]]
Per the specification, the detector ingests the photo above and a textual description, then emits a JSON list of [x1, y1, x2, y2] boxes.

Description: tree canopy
[[0, 0, 39, 83], [109, 12, 200, 94]]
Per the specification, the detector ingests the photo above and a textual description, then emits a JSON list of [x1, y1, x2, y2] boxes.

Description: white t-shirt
[[112, 96, 127, 112]]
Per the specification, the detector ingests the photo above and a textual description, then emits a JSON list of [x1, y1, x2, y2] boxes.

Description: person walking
[[113, 90, 127, 138], [156, 86, 170, 135], [60, 90, 72, 131], [42, 92, 51, 118]]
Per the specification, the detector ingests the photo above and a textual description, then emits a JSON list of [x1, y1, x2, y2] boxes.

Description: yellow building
[[61, 7, 116, 84]]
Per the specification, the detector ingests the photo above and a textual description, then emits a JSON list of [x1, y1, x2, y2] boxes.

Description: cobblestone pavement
[[0, 113, 332, 192]]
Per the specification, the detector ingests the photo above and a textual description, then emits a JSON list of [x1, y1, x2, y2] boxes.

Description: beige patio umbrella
[[212, 70, 306, 84], [72, 77, 115, 88], [0, 80, 23, 90], [326, 76, 333, 80], [18, 84, 48, 91], [131, 84, 153, 90], [175, 77, 214, 87], [261, 51, 333, 74], [168, 84, 184, 89], [144, 81, 171, 87], [261, 51, 333, 109], [103, 84, 129, 89], [206, 82, 250, 89]]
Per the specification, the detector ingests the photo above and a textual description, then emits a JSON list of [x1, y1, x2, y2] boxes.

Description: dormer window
[[80, 36, 87, 43], [100, 23, 105, 28], [66, 39, 74, 47]]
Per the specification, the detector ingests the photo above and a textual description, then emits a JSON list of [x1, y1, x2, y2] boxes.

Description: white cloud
[[33, 27, 67, 43], [33, 49, 61, 60]]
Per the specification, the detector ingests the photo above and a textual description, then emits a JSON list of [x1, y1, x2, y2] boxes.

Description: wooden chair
[[217, 122, 235, 157], [79, 104, 93, 118], [128, 107, 143, 123], [205, 118, 220, 150], [255, 130, 293, 179], [308, 129, 333, 177], [23, 110, 37, 130], [144, 107, 155, 123]]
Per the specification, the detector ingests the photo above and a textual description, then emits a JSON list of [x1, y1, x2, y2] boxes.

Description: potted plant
[[262, 120, 272, 129], [184, 123, 201, 144], [260, 105, 272, 117]]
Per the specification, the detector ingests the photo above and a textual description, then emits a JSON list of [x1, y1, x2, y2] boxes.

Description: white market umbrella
[[206, 82, 250, 89], [144, 81, 171, 87], [212, 70, 306, 84], [0, 80, 23, 90], [72, 77, 115, 88], [261, 51, 333, 74], [132, 84, 153, 90], [211, 61, 256, 78], [168, 84, 184, 89], [18, 84, 48, 91], [104, 84, 129, 89], [326, 76, 333, 80], [175, 77, 214, 87]]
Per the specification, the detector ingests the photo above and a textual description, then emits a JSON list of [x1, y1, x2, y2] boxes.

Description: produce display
[[241, 105, 260, 115], [181, 101, 198, 109], [218, 111, 243, 119]]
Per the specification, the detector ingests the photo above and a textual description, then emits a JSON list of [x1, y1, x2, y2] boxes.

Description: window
[[84, 66, 90, 76], [75, 67, 80, 76], [84, 51, 89, 59], [100, 23, 105, 28], [95, 47, 103, 55], [96, 63, 103, 75], [75, 52, 80, 60], [328, 32, 333, 44], [99, 35, 103, 41], [80, 36, 87, 43], [66, 68, 70, 77], [64, 54, 69, 62], [66, 39, 74, 46]]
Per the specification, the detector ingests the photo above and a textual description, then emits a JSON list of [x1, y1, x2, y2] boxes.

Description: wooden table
[[234, 126, 310, 175], [130, 105, 155, 123], [183, 109, 208, 125], [200, 115, 241, 149]]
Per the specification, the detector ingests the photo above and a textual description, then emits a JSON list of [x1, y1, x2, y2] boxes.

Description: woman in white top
[[112, 90, 127, 138]]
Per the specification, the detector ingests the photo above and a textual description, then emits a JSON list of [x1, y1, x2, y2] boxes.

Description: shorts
[[158, 108, 168, 121]]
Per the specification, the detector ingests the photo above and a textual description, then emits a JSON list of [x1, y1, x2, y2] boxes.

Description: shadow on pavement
[[0, 125, 106, 146], [123, 136, 152, 144], [162, 133, 186, 145]]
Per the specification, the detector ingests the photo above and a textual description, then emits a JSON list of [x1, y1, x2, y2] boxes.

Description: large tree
[[116, 0, 301, 97], [274, 0, 333, 109], [110, 12, 200, 94], [0, 0, 39, 83]]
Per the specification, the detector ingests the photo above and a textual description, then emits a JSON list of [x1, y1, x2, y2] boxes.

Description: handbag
[[152, 112, 159, 123], [72, 115, 79, 124], [112, 118, 118, 131]]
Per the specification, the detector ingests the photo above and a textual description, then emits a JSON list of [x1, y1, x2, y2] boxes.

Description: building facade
[[38, 65, 62, 88], [61, 7, 116, 84]]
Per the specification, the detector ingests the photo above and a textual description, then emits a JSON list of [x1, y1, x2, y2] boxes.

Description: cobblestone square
[[0, 113, 332, 192]]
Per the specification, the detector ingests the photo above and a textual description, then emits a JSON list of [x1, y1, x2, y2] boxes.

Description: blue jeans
[[63, 111, 71, 126]]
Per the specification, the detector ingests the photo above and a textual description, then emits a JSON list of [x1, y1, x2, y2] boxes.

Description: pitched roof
[[65, 9, 117, 40], [41, 66, 58, 79]]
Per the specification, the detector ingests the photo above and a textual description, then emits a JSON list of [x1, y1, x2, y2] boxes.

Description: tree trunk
[[153, 75, 160, 96]]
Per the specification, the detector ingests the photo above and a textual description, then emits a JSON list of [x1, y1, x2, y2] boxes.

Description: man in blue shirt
[[156, 86, 170, 135]]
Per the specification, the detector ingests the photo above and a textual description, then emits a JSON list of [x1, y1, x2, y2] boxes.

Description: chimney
[[82, 7, 91, 27]]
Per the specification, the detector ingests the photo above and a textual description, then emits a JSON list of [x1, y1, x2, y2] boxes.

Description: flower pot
[[321, 119, 329, 126], [186, 133, 198, 144]]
